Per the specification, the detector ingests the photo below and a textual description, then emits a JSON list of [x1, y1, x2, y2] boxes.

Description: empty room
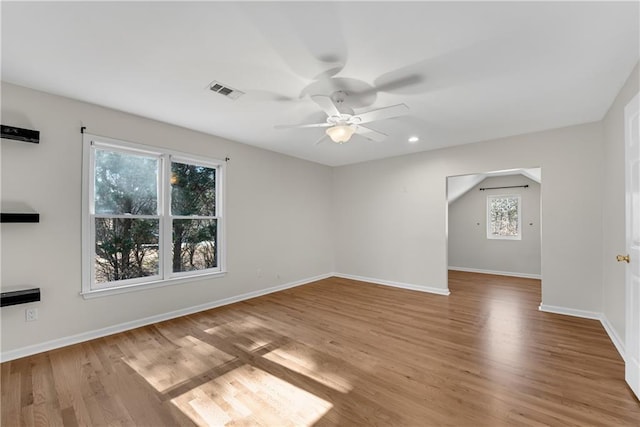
[[1, 1, 639, 425]]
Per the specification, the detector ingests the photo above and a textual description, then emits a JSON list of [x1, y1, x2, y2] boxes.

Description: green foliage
[[171, 162, 217, 272], [171, 162, 215, 216], [489, 196, 519, 236], [95, 218, 159, 282], [172, 219, 217, 272], [93, 153, 217, 283], [94, 150, 160, 283], [95, 150, 158, 215]]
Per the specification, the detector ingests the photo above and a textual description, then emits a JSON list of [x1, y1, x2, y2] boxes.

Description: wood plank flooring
[[2, 272, 639, 426]]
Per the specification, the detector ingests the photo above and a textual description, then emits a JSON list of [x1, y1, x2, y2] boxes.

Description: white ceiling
[[2, 2, 638, 166]]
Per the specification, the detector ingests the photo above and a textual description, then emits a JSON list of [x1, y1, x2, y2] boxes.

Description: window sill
[[487, 236, 522, 241], [80, 271, 227, 299]]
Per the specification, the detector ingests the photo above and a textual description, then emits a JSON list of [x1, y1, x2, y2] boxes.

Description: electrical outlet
[[25, 308, 38, 322], [257, 268, 262, 278]]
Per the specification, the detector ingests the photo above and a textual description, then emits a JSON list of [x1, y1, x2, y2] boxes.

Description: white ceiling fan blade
[[274, 122, 331, 129], [311, 95, 341, 117], [355, 125, 387, 142], [352, 103, 409, 124], [314, 134, 328, 145]]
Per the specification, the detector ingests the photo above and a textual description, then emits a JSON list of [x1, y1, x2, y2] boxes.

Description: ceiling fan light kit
[[276, 90, 409, 145], [326, 124, 357, 143]]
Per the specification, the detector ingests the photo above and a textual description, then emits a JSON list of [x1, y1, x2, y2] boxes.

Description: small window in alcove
[[487, 195, 521, 240]]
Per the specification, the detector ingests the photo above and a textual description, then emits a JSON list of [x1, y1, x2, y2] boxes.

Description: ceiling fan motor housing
[[327, 113, 359, 125], [331, 91, 355, 115]]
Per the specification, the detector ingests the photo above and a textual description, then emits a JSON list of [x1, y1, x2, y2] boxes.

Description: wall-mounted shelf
[[1, 124, 39, 144], [1, 288, 41, 307], [1, 201, 39, 223]]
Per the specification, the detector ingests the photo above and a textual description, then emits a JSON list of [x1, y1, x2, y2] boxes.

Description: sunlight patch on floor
[[170, 364, 333, 426], [205, 317, 280, 352], [123, 335, 235, 393], [263, 342, 353, 393]]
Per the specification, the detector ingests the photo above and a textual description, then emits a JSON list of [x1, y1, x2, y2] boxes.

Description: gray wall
[[333, 121, 603, 312], [1, 83, 335, 357], [602, 63, 639, 343], [448, 175, 541, 276]]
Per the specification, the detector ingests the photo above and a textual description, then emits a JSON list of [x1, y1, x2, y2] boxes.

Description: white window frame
[[81, 133, 226, 298], [486, 194, 521, 240]]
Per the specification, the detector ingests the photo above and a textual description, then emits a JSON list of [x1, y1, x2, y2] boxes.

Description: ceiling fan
[[275, 91, 409, 144]]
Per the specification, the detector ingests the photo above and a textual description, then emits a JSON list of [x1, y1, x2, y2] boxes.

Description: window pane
[[489, 196, 519, 237], [171, 162, 216, 216], [94, 149, 158, 215], [95, 218, 159, 283], [172, 219, 217, 272]]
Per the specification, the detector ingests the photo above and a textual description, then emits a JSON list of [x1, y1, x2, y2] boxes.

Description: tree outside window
[[487, 195, 521, 240], [170, 161, 218, 274], [84, 136, 224, 295], [94, 149, 160, 283]]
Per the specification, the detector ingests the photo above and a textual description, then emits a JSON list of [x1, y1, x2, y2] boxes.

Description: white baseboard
[[334, 273, 450, 296], [448, 266, 541, 280], [538, 305, 626, 361], [627, 356, 640, 399], [538, 304, 601, 320], [599, 314, 626, 361], [0, 273, 332, 363]]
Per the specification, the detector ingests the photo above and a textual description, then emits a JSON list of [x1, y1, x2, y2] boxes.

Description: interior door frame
[[445, 168, 543, 298], [624, 91, 639, 399]]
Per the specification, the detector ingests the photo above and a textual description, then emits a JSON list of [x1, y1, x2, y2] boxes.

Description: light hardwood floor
[[2, 272, 639, 426]]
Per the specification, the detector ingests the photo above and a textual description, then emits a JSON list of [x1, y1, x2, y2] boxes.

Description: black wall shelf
[[1, 202, 39, 223], [2, 124, 41, 222], [1, 212, 40, 223], [1, 124, 39, 144], [1, 288, 41, 307]]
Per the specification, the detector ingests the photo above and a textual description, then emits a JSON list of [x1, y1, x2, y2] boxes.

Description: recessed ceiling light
[[408, 136, 419, 143]]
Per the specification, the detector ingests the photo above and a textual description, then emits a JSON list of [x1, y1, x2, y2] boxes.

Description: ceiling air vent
[[208, 80, 244, 100]]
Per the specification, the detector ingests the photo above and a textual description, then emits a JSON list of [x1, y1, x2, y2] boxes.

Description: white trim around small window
[[81, 133, 226, 298], [486, 194, 521, 240]]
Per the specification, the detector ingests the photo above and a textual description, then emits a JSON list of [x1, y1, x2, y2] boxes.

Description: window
[[82, 134, 225, 296], [487, 195, 521, 240]]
